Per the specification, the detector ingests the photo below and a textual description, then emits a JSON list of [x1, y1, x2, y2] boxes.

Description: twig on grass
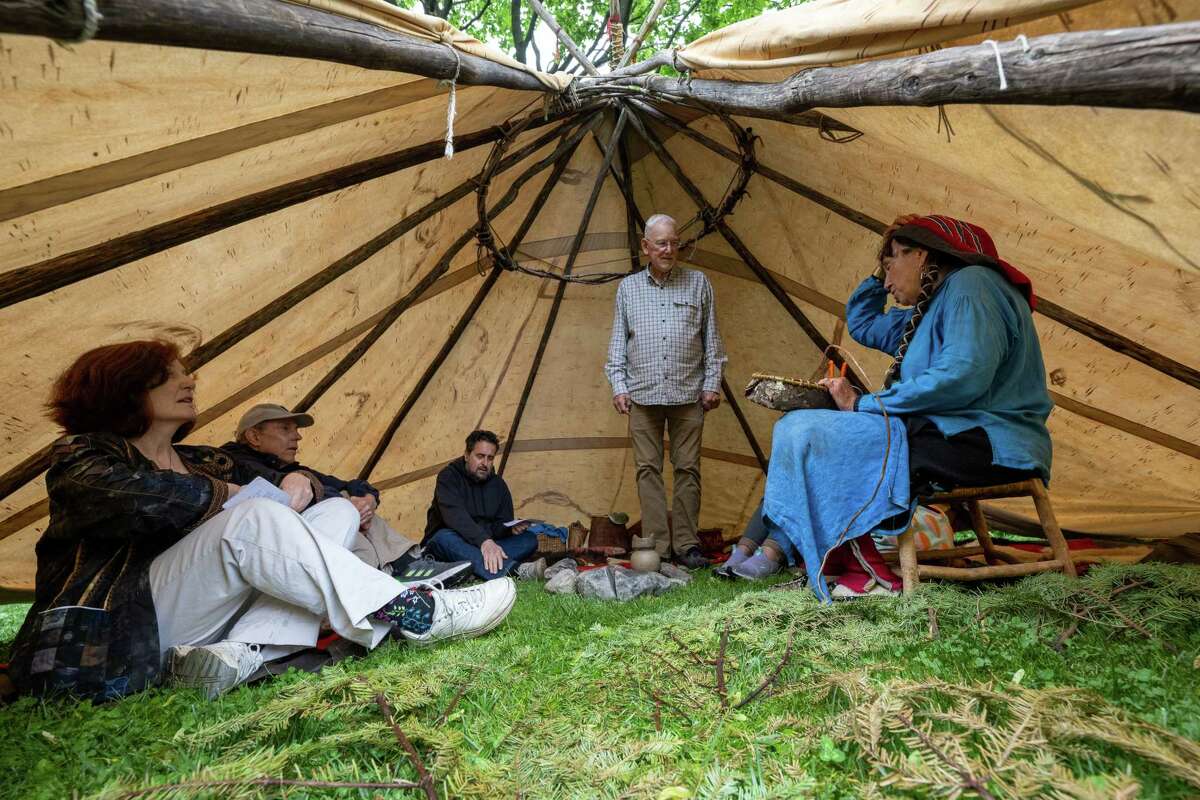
[[1052, 618, 1080, 652], [375, 691, 438, 800], [667, 631, 710, 670], [733, 625, 795, 710], [631, 680, 694, 724], [436, 666, 481, 726], [715, 620, 730, 709], [896, 712, 998, 800]]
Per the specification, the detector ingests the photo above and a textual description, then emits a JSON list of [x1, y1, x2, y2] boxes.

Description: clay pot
[[629, 535, 661, 573]]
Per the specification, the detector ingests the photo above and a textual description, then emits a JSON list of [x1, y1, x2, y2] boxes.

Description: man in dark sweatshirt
[[423, 429, 537, 580]]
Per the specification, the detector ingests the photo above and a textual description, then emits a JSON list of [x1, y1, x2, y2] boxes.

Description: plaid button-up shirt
[[605, 267, 726, 405]]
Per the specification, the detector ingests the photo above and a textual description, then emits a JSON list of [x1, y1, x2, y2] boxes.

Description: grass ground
[[1, 563, 1199, 799]]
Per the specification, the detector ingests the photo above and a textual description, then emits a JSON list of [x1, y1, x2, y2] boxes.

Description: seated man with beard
[[423, 430, 537, 581]]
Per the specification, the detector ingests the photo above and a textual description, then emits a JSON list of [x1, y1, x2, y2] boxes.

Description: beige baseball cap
[[235, 403, 315, 439]]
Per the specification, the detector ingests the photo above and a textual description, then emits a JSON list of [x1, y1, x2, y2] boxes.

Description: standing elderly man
[[605, 214, 727, 568]]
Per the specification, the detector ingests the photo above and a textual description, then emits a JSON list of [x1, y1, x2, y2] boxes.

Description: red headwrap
[[889, 214, 1036, 310]]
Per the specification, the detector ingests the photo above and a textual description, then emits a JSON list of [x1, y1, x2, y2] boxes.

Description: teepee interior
[[1, 0, 1198, 595]]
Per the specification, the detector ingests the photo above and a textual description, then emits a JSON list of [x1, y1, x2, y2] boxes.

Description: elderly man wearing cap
[[223, 404, 471, 588]]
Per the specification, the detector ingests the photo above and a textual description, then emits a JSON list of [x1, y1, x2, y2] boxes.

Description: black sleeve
[[435, 469, 488, 547], [490, 482, 516, 539], [47, 435, 226, 544]]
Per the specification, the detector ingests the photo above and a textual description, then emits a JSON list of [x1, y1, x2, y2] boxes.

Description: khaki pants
[[629, 401, 704, 557], [350, 515, 418, 571]]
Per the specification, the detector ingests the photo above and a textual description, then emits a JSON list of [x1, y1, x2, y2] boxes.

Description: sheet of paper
[[222, 475, 292, 510]]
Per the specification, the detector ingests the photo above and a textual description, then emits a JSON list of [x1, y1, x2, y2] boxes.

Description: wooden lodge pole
[[498, 109, 630, 474], [632, 101, 1200, 394], [0, 105, 593, 312], [357, 121, 596, 479], [594, 22, 1200, 117], [526, 0, 600, 76], [295, 112, 605, 414], [185, 119, 579, 371], [623, 107, 867, 392], [0, 0, 551, 90], [721, 377, 768, 473]]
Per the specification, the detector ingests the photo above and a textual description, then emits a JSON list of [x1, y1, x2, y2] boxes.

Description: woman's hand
[[819, 377, 859, 412], [280, 472, 314, 512]]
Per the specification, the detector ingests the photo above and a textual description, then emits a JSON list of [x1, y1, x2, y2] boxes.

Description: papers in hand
[[504, 518, 543, 528], [223, 476, 291, 510]]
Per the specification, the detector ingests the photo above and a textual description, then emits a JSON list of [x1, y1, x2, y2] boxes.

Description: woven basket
[[535, 534, 567, 557], [744, 372, 835, 412]]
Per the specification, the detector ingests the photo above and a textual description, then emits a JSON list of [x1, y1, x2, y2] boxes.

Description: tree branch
[[588, 22, 1200, 116], [0, 0, 549, 91]]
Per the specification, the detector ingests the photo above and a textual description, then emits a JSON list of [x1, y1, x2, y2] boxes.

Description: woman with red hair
[[725, 215, 1052, 601], [7, 340, 516, 701]]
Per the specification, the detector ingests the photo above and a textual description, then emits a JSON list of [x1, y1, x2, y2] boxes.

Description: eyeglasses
[[649, 239, 680, 250]]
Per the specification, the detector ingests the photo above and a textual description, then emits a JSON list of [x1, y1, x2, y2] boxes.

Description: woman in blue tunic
[[723, 214, 1053, 601]]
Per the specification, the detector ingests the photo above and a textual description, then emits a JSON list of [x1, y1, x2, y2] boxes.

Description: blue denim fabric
[[741, 499, 802, 567], [425, 528, 538, 580]]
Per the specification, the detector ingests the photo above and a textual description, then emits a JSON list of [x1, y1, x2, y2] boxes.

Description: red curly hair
[[48, 340, 192, 440]]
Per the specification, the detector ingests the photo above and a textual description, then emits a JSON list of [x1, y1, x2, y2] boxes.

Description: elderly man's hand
[[349, 494, 377, 530], [480, 539, 505, 574], [280, 472, 314, 512], [612, 393, 632, 415], [818, 377, 859, 412], [700, 391, 721, 412]]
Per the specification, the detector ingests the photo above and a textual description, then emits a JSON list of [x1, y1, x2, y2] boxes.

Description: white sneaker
[[167, 641, 264, 699], [402, 577, 516, 647]]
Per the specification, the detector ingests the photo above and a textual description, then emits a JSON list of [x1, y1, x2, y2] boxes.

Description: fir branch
[[895, 712, 998, 800]]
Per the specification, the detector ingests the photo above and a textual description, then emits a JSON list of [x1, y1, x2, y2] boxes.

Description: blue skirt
[[762, 409, 911, 602]]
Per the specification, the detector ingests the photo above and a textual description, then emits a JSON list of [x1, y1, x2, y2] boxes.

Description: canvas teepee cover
[[0, 0, 1197, 593]]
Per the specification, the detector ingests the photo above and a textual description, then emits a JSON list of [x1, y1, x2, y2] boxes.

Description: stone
[[658, 562, 693, 584], [576, 565, 682, 601], [544, 557, 578, 581], [544, 569, 579, 594]]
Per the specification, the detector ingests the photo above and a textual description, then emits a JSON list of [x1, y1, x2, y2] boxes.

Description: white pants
[[148, 498, 402, 662]]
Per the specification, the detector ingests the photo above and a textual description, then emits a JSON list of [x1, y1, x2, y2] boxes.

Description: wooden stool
[[897, 478, 1076, 594]]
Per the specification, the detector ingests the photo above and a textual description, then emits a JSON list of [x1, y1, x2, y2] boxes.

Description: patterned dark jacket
[[6, 432, 263, 700]]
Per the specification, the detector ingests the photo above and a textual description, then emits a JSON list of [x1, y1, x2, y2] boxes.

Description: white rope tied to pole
[[440, 44, 462, 160], [982, 39, 1008, 90], [59, 0, 102, 44]]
